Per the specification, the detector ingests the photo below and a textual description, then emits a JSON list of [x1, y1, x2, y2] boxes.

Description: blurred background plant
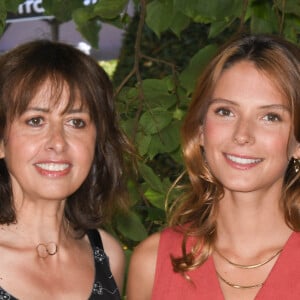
[[1, 0, 300, 296]]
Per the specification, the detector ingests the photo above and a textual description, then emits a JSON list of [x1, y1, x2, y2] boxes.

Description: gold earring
[[293, 158, 300, 173]]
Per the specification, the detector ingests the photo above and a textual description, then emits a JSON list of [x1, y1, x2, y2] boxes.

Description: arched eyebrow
[[209, 98, 290, 112], [25, 107, 49, 113], [259, 104, 290, 112], [208, 98, 237, 106], [25, 106, 89, 114]]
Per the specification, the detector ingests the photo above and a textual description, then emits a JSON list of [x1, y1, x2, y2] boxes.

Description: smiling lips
[[225, 154, 263, 169], [34, 162, 71, 177]]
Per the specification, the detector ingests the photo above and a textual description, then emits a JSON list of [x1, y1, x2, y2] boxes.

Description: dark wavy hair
[[169, 34, 300, 274], [0, 39, 134, 234]]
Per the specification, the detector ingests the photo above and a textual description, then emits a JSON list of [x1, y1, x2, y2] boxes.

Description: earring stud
[[293, 158, 300, 173]]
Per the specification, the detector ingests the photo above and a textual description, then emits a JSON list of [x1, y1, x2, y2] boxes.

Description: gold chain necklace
[[216, 271, 264, 289], [214, 247, 283, 269], [214, 247, 283, 289]]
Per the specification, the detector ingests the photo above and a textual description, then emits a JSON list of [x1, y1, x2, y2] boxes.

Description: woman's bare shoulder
[[126, 232, 161, 300], [135, 231, 161, 258]]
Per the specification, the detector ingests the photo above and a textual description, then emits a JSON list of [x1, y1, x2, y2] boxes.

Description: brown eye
[[27, 117, 44, 127], [262, 113, 281, 122], [68, 119, 86, 128], [215, 107, 233, 117]]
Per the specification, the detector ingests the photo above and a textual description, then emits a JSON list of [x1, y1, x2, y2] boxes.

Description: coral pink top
[[152, 228, 300, 299]]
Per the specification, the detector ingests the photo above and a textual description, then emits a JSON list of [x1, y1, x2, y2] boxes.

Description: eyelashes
[[214, 107, 233, 117], [26, 117, 44, 127], [66, 119, 86, 128], [212, 106, 283, 123], [25, 117, 88, 128], [261, 113, 282, 122]]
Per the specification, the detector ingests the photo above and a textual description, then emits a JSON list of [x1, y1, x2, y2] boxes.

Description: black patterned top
[[0, 229, 121, 300]]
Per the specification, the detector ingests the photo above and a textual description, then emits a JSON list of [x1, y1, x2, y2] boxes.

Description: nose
[[45, 125, 67, 153], [233, 118, 255, 145]]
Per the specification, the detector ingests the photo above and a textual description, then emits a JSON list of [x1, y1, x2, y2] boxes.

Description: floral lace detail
[[94, 247, 106, 263], [0, 288, 11, 300], [93, 281, 118, 296]]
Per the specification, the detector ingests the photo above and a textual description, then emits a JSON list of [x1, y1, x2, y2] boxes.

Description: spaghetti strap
[[87, 229, 104, 249]]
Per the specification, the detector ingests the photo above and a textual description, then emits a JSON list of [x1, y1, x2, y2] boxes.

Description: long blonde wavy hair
[[169, 33, 300, 274]]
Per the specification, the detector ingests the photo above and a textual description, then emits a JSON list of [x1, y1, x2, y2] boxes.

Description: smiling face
[[0, 81, 97, 204], [200, 61, 300, 194]]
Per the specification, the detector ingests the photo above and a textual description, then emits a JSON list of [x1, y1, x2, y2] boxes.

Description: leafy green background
[[1, 0, 300, 297]]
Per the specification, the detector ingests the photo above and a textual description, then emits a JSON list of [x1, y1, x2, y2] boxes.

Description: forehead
[[212, 61, 288, 107], [27, 80, 86, 112]]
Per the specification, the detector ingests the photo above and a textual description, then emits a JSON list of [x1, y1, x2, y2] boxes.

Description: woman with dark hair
[[0, 40, 133, 299], [127, 34, 300, 299]]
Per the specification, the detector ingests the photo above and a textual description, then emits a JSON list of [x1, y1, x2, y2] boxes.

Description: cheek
[[76, 136, 96, 165], [201, 118, 229, 146], [76, 126, 96, 156], [259, 130, 289, 153]]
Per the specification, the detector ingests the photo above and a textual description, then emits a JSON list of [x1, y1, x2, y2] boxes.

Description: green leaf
[[173, 0, 201, 19], [250, 15, 276, 34], [157, 120, 181, 153], [43, 0, 84, 22], [138, 162, 164, 193], [127, 179, 141, 206], [139, 109, 173, 135], [147, 120, 181, 158], [209, 20, 230, 38], [282, 16, 300, 42], [144, 188, 166, 209], [72, 6, 93, 26], [136, 133, 151, 156], [147, 207, 166, 222], [0, 1, 7, 34], [146, 0, 173, 37], [4, 0, 23, 12], [143, 78, 177, 110], [180, 44, 218, 93], [170, 147, 183, 165], [120, 118, 136, 137], [173, 108, 185, 120], [173, 0, 242, 22], [116, 211, 148, 241], [249, 1, 278, 34], [75, 19, 101, 49], [117, 86, 139, 113], [279, 0, 300, 17], [94, 0, 128, 19], [170, 11, 190, 37]]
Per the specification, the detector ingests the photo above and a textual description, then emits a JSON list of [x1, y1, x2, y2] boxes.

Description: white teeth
[[36, 163, 69, 171], [227, 154, 261, 165]]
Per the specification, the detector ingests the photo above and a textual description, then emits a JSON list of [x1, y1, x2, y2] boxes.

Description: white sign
[[7, 0, 98, 23]]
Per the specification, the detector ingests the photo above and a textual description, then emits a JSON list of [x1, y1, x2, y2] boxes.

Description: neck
[[216, 190, 291, 252], [12, 198, 68, 243], [4, 217, 70, 245]]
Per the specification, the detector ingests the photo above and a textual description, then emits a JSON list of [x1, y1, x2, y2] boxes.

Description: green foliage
[[112, 1, 300, 283], [42, 0, 84, 22], [99, 59, 118, 78], [0, 0, 23, 34], [2, 1, 300, 296], [42, 0, 130, 48]]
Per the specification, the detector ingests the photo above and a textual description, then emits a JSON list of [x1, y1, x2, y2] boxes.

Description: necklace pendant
[[36, 242, 58, 258]]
